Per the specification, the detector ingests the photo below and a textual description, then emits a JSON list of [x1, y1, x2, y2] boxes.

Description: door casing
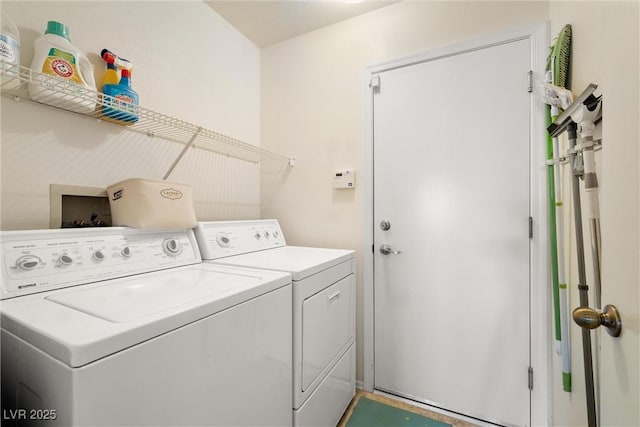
[[361, 22, 550, 426]]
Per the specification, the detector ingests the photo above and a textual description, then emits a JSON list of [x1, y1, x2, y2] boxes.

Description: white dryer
[[195, 220, 356, 427], [0, 227, 292, 427]]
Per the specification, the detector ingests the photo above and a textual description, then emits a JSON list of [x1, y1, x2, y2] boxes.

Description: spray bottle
[[100, 49, 138, 124], [98, 49, 119, 92]]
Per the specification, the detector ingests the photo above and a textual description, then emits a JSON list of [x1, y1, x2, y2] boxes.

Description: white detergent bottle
[[28, 21, 96, 113], [0, 11, 21, 90]]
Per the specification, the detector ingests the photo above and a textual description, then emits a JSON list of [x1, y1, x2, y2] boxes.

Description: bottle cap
[[45, 21, 71, 41]]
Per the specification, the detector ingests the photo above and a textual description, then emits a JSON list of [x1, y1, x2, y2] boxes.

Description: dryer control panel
[[1, 228, 201, 300], [195, 220, 286, 260]]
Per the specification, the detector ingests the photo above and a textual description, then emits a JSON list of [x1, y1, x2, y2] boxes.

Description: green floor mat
[[346, 397, 452, 427]]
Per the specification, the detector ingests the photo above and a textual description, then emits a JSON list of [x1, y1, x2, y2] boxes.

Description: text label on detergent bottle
[[0, 34, 19, 62]]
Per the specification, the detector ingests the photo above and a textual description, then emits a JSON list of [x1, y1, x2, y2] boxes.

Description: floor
[[337, 391, 480, 427]]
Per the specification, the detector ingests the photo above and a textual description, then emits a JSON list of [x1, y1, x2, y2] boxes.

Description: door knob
[[380, 244, 402, 255], [573, 304, 622, 337]]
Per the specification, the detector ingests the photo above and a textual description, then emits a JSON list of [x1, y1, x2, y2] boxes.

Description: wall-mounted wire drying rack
[[0, 61, 296, 168]]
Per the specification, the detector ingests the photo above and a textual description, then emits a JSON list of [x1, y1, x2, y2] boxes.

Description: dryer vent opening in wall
[[61, 195, 112, 228], [50, 184, 112, 229]]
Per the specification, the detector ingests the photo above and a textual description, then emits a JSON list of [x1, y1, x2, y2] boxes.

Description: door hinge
[[528, 366, 534, 390], [527, 70, 533, 93], [370, 75, 380, 90], [529, 216, 533, 239], [372, 244, 375, 253]]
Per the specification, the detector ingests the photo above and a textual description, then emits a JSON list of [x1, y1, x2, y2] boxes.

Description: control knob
[[15, 255, 41, 271], [163, 238, 183, 256], [57, 254, 74, 267], [121, 247, 132, 258], [93, 250, 105, 262], [217, 233, 231, 247]]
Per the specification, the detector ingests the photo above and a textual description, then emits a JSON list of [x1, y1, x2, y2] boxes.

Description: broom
[[546, 24, 572, 392]]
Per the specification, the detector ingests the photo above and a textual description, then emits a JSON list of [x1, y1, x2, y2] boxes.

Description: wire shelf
[[0, 60, 295, 167]]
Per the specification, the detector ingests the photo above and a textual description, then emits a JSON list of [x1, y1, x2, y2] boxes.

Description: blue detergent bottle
[[102, 68, 139, 124]]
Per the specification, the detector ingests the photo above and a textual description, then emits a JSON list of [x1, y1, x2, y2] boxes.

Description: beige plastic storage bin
[[106, 178, 197, 229]]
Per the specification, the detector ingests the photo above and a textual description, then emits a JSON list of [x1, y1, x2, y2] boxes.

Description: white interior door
[[373, 39, 532, 426], [597, 61, 640, 426]]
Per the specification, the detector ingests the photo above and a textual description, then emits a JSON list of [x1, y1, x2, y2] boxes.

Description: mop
[[568, 121, 597, 427], [569, 91, 603, 426], [544, 24, 572, 392], [548, 84, 602, 427]]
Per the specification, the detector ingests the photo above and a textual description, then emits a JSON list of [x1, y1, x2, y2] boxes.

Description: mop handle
[[569, 123, 597, 427], [580, 127, 603, 309]]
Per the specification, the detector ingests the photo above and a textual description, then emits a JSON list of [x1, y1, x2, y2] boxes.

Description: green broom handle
[[551, 113, 572, 392], [546, 106, 562, 350]]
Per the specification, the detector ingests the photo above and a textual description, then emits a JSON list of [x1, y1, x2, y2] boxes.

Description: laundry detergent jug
[[28, 21, 96, 113], [0, 11, 21, 90]]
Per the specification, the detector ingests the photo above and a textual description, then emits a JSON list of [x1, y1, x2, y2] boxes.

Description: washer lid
[[45, 266, 262, 323], [211, 246, 354, 281], [0, 264, 290, 368]]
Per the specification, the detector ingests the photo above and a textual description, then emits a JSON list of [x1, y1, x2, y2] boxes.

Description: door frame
[[361, 22, 550, 425]]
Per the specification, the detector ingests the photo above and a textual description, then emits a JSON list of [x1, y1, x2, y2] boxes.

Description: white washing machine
[[194, 219, 356, 427], [0, 226, 292, 427]]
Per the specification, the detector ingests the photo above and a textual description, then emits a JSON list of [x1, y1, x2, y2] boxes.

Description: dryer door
[[301, 274, 354, 391]]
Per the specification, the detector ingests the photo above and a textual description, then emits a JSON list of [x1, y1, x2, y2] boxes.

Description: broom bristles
[[553, 25, 572, 90]]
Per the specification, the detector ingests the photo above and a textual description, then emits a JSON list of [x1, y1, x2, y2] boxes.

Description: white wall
[[260, 0, 548, 395], [0, 1, 261, 230]]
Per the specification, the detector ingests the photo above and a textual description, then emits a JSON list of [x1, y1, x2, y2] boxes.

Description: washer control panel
[[194, 220, 285, 260], [1, 228, 201, 300]]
